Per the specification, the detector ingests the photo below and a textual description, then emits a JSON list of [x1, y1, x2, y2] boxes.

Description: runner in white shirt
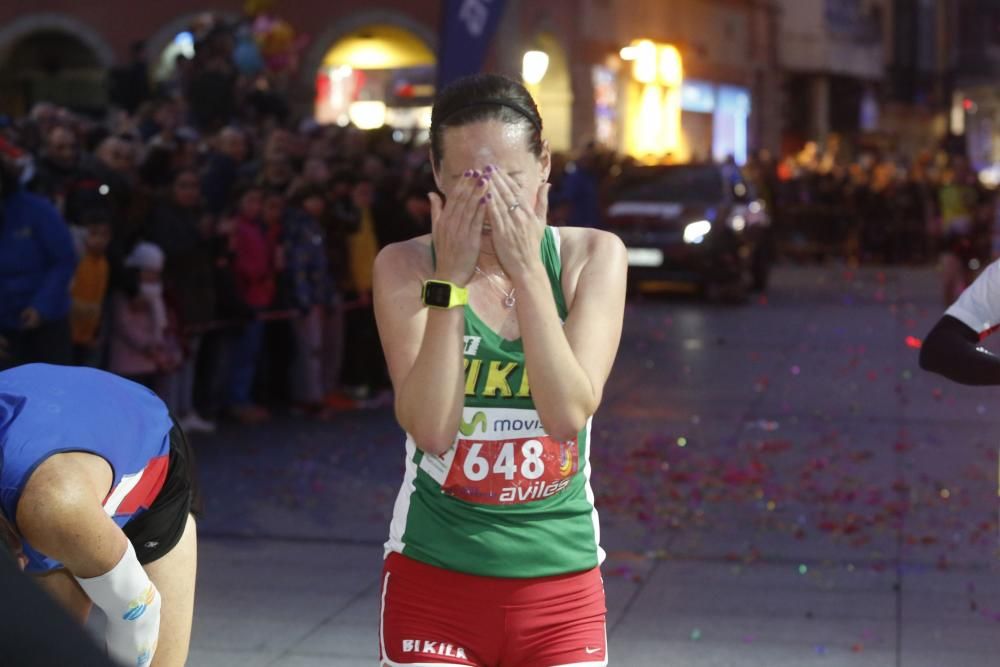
[[921, 257, 1000, 384]]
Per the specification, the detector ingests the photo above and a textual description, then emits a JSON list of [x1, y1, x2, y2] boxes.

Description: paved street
[[179, 264, 998, 666]]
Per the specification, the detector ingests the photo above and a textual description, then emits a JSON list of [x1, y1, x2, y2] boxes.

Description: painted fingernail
[[479, 196, 486, 204], [478, 178, 486, 187], [486, 193, 492, 200], [484, 165, 492, 173], [472, 170, 481, 178], [464, 170, 472, 177]]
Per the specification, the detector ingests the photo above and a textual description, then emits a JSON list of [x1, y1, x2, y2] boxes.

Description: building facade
[[0, 0, 781, 161], [485, 0, 782, 162], [951, 0, 1000, 167], [775, 0, 888, 153]]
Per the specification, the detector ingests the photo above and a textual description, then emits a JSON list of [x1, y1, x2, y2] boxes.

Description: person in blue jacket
[[0, 153, 77, 369]]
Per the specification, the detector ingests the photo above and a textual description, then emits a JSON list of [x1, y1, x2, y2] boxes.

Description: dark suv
[[604, 164, 772, 299]]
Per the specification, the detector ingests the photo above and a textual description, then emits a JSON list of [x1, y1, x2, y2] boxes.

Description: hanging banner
[[437, 0, 508, 89]]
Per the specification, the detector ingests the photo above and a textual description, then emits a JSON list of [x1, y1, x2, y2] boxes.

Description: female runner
[[373, 73, 627, 667]]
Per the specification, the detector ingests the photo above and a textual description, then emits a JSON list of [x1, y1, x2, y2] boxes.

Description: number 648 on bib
[[442, 436, 580, 505]]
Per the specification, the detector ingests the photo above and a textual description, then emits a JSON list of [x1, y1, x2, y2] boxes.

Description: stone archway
[[306, 11, 437, 131], [0, 12, 114, 114], [0, 12, 114, 67], [144, 10, 242, 81], [301, 10, 437, 90], [527, 32, 574, 152]]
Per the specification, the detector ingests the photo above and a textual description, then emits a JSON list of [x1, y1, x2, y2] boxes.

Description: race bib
[[418, 408, 580, 505], [442, 435, 579, 505]]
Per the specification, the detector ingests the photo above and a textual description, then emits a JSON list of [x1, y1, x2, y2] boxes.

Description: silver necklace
[[475, 266, 516, 308]]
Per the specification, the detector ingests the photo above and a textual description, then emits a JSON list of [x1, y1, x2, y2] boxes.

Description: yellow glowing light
[[663, 85, 681, 151], [635, 84, 664, 154], [522, 50, 550, 85], [658, 45, 683, 87], [348, 101, 386, 130], [621, 39, 683, 162], [632, 40, 658, 84], [321, 25, 435, 70]]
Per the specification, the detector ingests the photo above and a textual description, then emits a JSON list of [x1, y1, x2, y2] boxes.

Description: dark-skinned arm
[[919, 315, 1000, 385]]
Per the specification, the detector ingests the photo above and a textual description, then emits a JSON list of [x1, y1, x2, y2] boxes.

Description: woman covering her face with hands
[[373, 74, 627, 667]]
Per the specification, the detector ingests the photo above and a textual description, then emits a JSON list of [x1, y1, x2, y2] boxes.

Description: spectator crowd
[[3, 17, 997, 434], [0, 20, 434, 431], [743, 139, 998, 266], [547, 138, 998, 269]]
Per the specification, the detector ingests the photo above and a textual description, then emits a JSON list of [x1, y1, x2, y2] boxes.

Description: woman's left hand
[[484, 166, 551, 275]]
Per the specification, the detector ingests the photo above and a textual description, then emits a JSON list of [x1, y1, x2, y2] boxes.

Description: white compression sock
[[74, 541, 161, 666]]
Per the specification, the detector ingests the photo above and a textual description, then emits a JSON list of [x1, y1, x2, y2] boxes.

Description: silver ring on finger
[[507, 202, 521, 213]]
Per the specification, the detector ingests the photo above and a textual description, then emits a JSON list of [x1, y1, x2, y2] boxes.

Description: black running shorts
[[123, 420, 199, 565]]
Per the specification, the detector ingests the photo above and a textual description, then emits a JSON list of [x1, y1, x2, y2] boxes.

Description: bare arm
[[374, 243, 466, 455], [18, 454, 163, 666], [919, 315, 1000, 385], [513, 232, 627, 439], [374, 173, 488, 455], [487, 168, 627, 439], [16, 454, 126, 578]]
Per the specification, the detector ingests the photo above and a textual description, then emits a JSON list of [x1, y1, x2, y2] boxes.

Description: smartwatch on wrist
[[422, 280, 468, 309]]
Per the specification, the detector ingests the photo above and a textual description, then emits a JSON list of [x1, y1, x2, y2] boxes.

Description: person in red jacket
[[226, 183, 274, 422]]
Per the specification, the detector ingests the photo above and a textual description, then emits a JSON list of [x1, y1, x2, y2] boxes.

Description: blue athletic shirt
[[0, 364, 174, 573]]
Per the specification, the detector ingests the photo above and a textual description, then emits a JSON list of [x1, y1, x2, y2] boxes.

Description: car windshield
[[614, 167, 725, 204]]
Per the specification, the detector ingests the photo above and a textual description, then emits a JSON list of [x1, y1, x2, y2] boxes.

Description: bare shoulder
[[374, 234, 433, 283], [556, 226, 626, 269], [17, 453, 111, 526], [554, 227, 626, 309]]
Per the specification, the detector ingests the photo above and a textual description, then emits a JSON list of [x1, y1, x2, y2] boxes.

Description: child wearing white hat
[[108, 242, 180, 389]]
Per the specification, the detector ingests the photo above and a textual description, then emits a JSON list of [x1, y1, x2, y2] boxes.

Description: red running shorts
[[379, 552, 608, 667]]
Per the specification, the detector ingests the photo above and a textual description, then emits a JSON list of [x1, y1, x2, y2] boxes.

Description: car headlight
[[683, 219, 712, 244]]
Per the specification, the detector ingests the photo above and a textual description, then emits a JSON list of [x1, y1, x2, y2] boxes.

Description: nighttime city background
[[0, 0, 999, 665]]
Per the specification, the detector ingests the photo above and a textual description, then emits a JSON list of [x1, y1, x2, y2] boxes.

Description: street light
[[522, 50, 550, 85]]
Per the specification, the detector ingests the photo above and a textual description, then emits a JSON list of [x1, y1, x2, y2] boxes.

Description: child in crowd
[[340, 176, 388, 401], [108, 241, 180, 390], [253, 188, 294, 406], [320, 172, 356, 408], [285, 184, 334, 416], [69, 208, 112, 366], [148, 168, 218, 433], [226, 184, 273, 422]]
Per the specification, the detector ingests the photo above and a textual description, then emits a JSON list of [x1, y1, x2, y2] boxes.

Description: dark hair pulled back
[[430, 73, 543, 169]]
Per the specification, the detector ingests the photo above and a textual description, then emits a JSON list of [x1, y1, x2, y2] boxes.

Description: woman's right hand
[[428, 171, 489, 286]]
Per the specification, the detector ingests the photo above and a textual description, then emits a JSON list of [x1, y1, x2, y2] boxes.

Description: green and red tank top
[[385, 227, 604, 578]]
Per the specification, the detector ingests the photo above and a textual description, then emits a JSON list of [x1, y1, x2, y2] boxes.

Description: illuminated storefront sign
[[680, 80, 715, 114], [314, 24, 435, 136], [619, 39, 683, 163], [713, 85, 750, 165]]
